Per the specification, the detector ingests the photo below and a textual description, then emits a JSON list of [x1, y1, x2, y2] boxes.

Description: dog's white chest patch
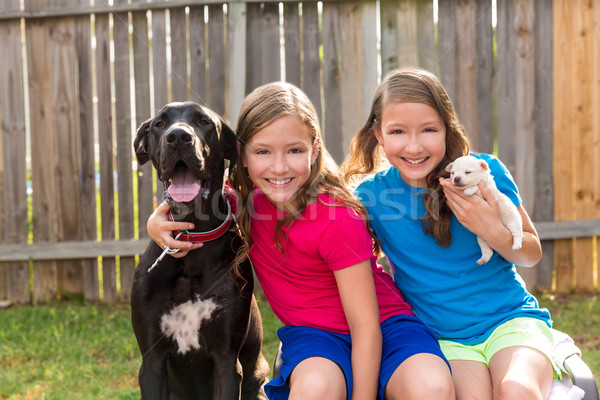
[[160, 297, 219, 354]]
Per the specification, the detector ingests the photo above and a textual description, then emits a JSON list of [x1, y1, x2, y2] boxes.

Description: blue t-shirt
[[355, 153, 551, 344]]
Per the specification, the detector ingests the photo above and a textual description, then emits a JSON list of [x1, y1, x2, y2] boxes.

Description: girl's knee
[[385, 354, 455, 400], [386, 375, 454, 400], [289, 358, 346, 400], [494, 378, 547, 400], [289, 372, 346, 400]]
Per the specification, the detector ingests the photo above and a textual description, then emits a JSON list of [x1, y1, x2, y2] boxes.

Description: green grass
[[0, 300, 139, 400], [0, 293, 597, 399]]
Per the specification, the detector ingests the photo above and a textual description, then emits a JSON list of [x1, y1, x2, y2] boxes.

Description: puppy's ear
[[445, 162, 453, 172], [479, 160, 489, 171], [221, 119, 239, 167], [134, 119, 152, 165]]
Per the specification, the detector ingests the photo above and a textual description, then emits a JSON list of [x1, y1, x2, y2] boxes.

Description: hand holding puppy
[[443, 155, 523, 264]]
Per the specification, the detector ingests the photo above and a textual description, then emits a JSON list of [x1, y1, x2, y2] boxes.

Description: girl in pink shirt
[[148, 82, 454, 400]]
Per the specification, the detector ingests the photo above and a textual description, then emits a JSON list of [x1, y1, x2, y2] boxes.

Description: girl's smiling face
[[243, 115, 319, 211], [375, 102, 446, 188]]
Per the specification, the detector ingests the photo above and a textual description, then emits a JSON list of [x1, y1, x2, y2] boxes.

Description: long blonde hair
[[230, 82, 380, 272], [343, 67, 470, 246]]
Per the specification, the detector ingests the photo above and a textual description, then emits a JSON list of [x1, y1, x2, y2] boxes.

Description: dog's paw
[[464, 187, 479, 196], [512, 239, 523, 250], [477, 249, 493, 264]]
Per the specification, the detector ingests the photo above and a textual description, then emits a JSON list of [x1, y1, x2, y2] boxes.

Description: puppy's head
[[133, 102, 238, 212], [445, 155, 490, 189]]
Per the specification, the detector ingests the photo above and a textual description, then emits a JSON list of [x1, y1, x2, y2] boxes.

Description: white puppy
[[445, 155, 523, 264]]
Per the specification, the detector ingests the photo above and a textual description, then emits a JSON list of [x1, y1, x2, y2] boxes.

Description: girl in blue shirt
[[343, 67, 559, 400]]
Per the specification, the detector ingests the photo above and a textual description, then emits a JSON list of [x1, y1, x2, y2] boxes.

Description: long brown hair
[[230, 82, 380, 273], [343, 67, 470, 246]]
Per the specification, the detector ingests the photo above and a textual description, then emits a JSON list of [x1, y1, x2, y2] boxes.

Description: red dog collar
[[169, 199, 232, 242]]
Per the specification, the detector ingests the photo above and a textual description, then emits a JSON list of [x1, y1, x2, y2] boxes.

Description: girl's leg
[[489, 346, 553, 400], [449, 360, 492, 400], [289, 356, 346, 400], [384, 353, 455, 400]]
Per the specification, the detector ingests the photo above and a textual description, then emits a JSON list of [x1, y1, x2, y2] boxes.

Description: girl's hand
[[440, 179, 503, 239], [147, 202, 204, 258], [440, 178, 542, 267]]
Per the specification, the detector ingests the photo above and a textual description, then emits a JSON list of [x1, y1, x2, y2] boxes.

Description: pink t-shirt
[[249, 191, 414, 334]]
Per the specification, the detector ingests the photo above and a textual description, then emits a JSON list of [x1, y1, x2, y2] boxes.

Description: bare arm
[[441, 179, 542, 267], [334, 259, 381, 400], [147, 201, 204, 258]]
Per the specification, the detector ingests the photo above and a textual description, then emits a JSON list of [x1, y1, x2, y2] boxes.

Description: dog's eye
[[198, 119, 210, 126], [155, 121, 165, 128], [465, 171, 471, 175]]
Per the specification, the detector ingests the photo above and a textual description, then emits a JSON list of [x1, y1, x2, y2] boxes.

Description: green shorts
[[439, 318, 561, 379]]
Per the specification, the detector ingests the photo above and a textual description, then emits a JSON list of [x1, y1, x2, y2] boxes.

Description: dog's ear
[[221, 119, 239, 167], [445, 162, 453, 172], [134, 119, 152, 165], [479, 160, 489, 171]]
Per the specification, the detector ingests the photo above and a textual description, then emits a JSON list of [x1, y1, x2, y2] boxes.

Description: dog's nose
[[453, 177, 461, 185], [166, 128, 193, 148]]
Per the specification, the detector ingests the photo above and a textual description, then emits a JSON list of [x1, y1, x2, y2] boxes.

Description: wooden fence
[[0, 0, 598, 304]]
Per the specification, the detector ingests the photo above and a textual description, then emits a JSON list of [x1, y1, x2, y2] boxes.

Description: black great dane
[[131, 102, 269, 400]]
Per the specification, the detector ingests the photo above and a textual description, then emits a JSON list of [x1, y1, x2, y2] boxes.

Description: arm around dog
[[147, 202, 204, 258]]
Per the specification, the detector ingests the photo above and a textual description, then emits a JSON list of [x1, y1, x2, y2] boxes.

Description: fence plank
[[96, 13, 117, 304], [337, 2, 377, 162], [380, 0, 419, 75], [0, 103, 3, 299], [0, 0, 21, 13], [3, 0, 250, 19], [536, 220, 600, 240], [571, 0, 596, 293], [76, 13, 99, 302], [533, 0, 554, 291], [47, 15, 84, 297], [0, 240, 148, 262], [113, 8, 136, 302], [553, 0, 575, 291], [417, 0, 435, 71], [395, 0, 419, 68], [207, 4, 227, 115], [302, 2, 322, 122], [512, 0, 536, 208], [189, 5, 207, 104], [510, 0, 537, 287], [0, 104, 3, 299], [152, 8, 169, 110], [437, 0, 456, 103], [595, 0, 600, 291], [322, 2, 342, 161], [454, 0, 479, 150], [0, 18, 30, 303], [132, 9, 154, 240], [228, 1, 247, 126], [151, 6, 168, 229], [245, 2, 281, 96], [475, 0, 494, 154], [170, 7, 188, 102], [496, 0, 516, 174], [27, 17, 58, 304], [283, 2, 301, 87]]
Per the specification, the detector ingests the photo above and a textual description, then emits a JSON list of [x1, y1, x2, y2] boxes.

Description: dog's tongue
[[168, 166, 201, 202]]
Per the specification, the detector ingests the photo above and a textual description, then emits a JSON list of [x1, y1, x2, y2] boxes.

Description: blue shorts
[[264, 314, 449, 400]]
